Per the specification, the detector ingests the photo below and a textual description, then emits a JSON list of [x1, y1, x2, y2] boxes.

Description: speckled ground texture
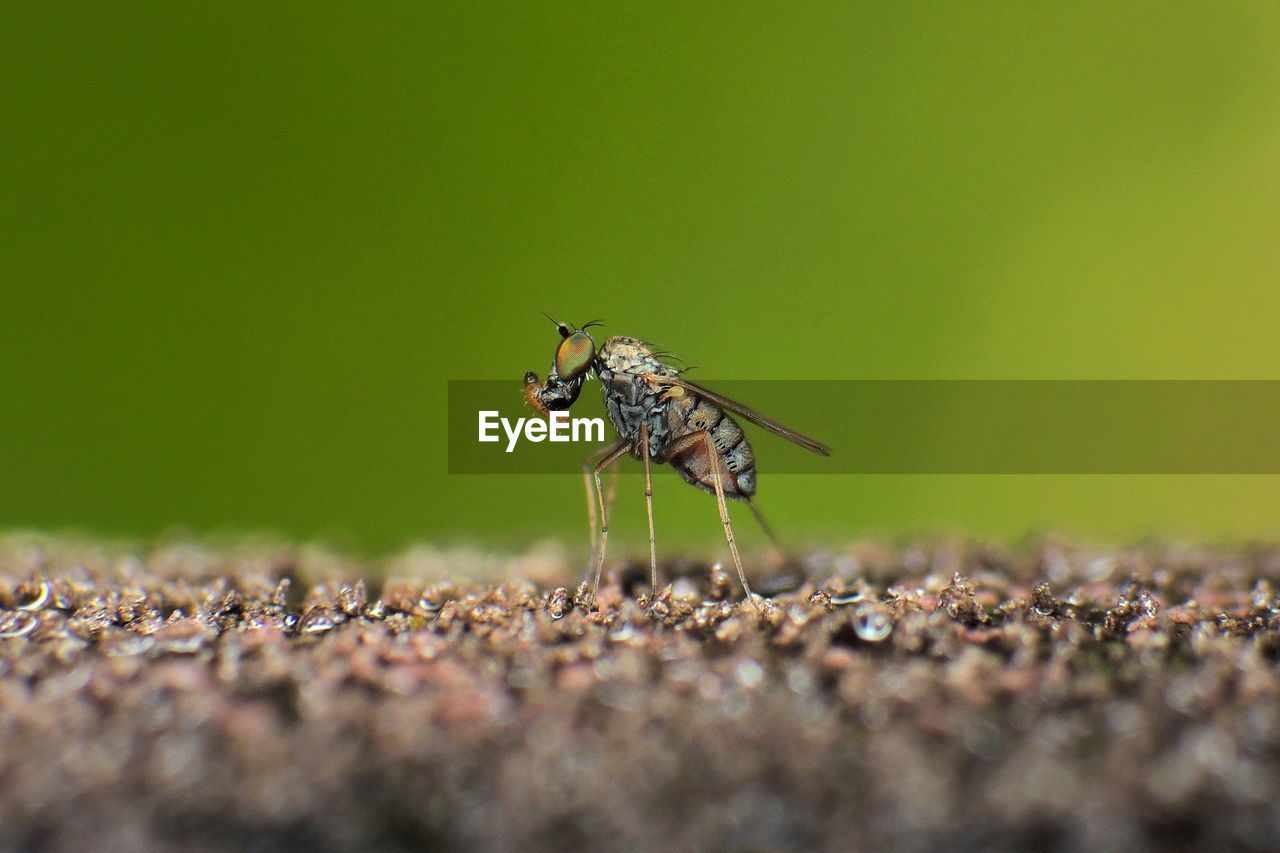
[[3, 537, 1280, 851]]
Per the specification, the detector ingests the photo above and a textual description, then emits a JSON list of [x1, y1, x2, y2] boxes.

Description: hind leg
[[639, 422, 659, 594], [746, 498, 789, 566], [659, 431, 762, 611]]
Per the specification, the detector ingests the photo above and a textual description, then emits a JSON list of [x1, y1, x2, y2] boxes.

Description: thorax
[[591, 336, 756, 497], [595, 337, 677, 457]]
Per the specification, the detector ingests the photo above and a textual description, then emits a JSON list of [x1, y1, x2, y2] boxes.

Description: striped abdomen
[[665, 390, 757, 499]]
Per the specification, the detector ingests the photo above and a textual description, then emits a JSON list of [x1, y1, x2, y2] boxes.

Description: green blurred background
[[3, 2, 1280, 553]]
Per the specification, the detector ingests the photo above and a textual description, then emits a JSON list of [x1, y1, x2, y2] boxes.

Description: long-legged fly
[[524, 318, 830, 609]]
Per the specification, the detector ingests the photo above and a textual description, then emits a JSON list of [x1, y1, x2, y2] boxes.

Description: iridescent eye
[[554, 330, 596, 380]]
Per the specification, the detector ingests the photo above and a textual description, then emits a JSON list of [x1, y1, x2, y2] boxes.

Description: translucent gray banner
[[448, 380, 1280, 474]]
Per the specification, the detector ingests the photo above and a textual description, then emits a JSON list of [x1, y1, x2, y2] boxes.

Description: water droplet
[[853, 605, 892, 642], [17, 581, 50, 611], [0, 611, 38, 639]]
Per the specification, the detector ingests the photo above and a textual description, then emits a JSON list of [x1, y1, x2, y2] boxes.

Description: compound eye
[[554, 330, 596, 380]]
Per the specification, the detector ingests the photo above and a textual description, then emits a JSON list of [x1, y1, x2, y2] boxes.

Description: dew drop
[[853, 605, 892, 642], [0, 611, 38, 639], [17, 581, 50, 611]]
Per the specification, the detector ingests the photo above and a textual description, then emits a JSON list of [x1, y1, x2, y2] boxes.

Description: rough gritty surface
[[3, 537, 1280, 851]]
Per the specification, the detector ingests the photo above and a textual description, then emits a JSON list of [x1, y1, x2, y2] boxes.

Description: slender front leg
[[639, 422, 658, 593], [587, 439, 631, 603], [582, 440, 626, 565], [658, 431, 762, 611], [604, 464, 619, 529]]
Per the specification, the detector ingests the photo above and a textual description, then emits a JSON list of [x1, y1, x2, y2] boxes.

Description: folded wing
[[649, 375, 831, 456]]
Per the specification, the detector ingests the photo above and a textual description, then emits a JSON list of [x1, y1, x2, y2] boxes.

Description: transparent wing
[[650, 374, 831, 456]]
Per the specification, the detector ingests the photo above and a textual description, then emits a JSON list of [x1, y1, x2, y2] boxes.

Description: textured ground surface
[[3, 536, 1280, 851]]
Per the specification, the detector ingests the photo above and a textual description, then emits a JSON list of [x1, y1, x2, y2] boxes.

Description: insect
[[524, 317, 831, 609]]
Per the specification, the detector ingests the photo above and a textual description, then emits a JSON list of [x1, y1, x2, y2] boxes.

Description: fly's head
[[522, 315, 601, 415], [523, 369, 583, 415]]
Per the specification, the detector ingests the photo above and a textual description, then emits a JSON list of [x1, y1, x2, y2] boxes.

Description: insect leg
[[588, 439, 631, 604], [582, 441, 625, 564], [582, 467, 595, 557], [604, 464, 619, 526], [658, 431, 763, 612], [747, 498, 787, 559], [639, 422, 658, 594], [596, 463, 619, 565], [707, 442, 762, 612]]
